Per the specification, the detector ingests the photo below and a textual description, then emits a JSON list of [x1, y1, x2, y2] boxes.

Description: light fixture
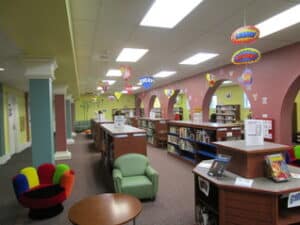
[[152, 70, 176, 78], [223, 80, 233, 84], [106, 69, 122, 77], [102, 80, 116, 85], [180, 52, 219, 65], [121, 90, 128, 94], [140, 0, 203, 28], [116, 48, 148, 62], [131, 86, 141, 90], [256, 4, 300, 38], [97, 86, 103, 90], [0, 68, 5, 71]]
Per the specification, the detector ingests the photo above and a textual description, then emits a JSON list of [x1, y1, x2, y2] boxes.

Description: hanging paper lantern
[[238, 68, 253, 86], [164, 89, 174, 98], [114, 91, 122, 100], [231, 25, 260, 44], [206, 73, 216, 87], [120, 65, 132, 80], [139, 76, 154, 89], [108, 95, 115, 101], [231, 48, 261, 65]]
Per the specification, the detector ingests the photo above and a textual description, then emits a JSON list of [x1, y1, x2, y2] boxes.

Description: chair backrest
[[53, 164, 70, 184], [20, 167, 40, 188], [37, 163, 56, 184], [114, 153, 148, 177]]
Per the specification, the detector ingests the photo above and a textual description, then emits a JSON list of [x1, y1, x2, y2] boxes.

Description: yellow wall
[[3, 85, 28, 154], [210, 85, 250, 121], [295, 91, 300, 132], [154, 97, 160, 108], [75, 94, 136, 121], [174, 93, 190, 120]]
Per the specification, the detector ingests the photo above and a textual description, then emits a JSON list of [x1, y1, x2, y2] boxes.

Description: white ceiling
[[70, 0, 300, 95], [1, 0, 300, 95]]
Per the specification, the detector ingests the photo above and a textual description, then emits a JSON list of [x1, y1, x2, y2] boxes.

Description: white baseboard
[[55, 150, 72, 160], [67, 138, 75, 145], [17, 142, 32, 153], [0, 153, 11, 165], [0, 141, 31, 165]]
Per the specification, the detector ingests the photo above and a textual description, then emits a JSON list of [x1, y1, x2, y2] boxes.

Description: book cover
[[265, 153, 291, 182]]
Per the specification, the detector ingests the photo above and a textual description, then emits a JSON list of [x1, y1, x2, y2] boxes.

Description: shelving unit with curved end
[[167, 120, 243, 164]]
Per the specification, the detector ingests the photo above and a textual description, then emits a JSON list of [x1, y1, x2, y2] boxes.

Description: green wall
[[3, 85, 29, 154], [295, 91, 300, 132], [75, 94, 136, 121], [174, 93, 190, 120], [210, 85, 250, 121]]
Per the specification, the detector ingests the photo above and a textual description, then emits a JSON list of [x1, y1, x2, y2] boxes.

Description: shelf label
[[234, 177, 254, 187], [226, 132, 233, 137], [288, 191, 300, 208]]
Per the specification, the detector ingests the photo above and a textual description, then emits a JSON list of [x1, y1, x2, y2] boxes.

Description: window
[[210, 95, 217, 109], [243, 93, 251, 108]]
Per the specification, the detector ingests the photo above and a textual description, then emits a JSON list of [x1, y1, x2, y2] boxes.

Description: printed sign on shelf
[[244, 119, 264, 146], [288, 191, 300, 208]]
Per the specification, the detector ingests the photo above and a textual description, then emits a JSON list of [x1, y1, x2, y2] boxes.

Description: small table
[[68, 193, 142, 225]]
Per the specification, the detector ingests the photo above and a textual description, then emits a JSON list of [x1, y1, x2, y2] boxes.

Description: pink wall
[[137, 42, 300, 145]]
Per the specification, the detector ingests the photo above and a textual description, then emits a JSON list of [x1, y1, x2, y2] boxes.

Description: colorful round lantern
[[164, 89, 174, 98], [238, 68, 253, 86], [231, 48, 261, 65], [231, 25, 260, 45], [139, 76, 154, 89]]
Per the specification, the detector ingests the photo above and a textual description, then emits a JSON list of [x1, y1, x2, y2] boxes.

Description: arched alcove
[[279, 75, 300, 144], [149, 95, 161, 118], [167, 90, 190, 120], [202, 80, 252, 123], [135, 96, 144, 117], [167, 90, 180, 119]]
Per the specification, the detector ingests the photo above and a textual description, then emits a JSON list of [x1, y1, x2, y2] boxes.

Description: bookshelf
[[215, 104, 240, 123], [167, 121, 243, 164], [138, 117, 168, 147], [112, 108, 135, 118], [173, 107, 183, 120]]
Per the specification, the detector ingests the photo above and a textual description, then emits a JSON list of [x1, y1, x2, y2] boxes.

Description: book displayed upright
[[265, 153, 291, 182]]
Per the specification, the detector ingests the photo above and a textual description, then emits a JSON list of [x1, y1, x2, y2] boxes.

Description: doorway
[[8, 95, 19, 154]]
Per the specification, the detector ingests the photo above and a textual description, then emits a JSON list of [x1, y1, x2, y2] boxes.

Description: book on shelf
[[207, 154, 231, 177], [265, 153, 291, 182]]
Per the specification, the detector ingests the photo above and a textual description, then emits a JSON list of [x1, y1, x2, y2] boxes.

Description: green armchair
[[113, 153, 159, 200]]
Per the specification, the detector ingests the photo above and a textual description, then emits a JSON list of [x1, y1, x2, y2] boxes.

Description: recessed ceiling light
[[140, 0, 203, 28], [116, 48, 148, 62], [256, 4, 300, 38], [180, 52, 219, 65], [106, 69, 122, 77], [102, 80, 116, 85], [153, 71, 176, 78], [0, 68, 5, 71], [132, 86, 141, 90]]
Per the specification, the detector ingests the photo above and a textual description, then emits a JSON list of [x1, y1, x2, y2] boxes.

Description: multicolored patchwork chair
[[12, 163, 75, 219]]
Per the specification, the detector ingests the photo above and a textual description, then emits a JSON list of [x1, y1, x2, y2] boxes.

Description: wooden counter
[[193, 161, 300, 225], [214, 140, 291, 178], [91, 119, 113, 153], [101, 124, 147, 166]]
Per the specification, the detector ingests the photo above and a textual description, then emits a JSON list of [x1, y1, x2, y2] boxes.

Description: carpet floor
[[0, 134, 195, 225]]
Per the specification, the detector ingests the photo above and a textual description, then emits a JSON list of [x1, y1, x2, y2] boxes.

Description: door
[[8, 95, 19, 154]]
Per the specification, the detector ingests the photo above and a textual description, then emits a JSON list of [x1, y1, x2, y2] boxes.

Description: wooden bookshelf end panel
[[113, 135, 147, 159]]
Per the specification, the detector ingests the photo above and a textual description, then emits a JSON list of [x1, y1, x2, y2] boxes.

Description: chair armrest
[[145, 166, 159, 194], [112, 169, 123, 193], [60, 170, 75, 198]]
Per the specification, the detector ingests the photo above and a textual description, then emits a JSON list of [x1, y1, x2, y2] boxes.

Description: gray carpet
[[0, 134, 195, 225]]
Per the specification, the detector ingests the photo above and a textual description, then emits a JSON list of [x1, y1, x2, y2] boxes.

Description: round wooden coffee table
[[68, 193, 142, 225]]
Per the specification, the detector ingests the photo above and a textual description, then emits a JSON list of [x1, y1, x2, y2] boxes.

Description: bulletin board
[[255, 118, 275, 142]]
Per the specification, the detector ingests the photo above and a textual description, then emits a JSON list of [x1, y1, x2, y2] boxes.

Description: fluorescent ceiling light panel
[[223, 80, 232, 84], [106, 69, 122, 77], [256, 4, 300, 38], [102, 80, 116, 85], [0, 68, 5, 71], [153, 70, 176, 78], [140, 0, 203, 28], [180, 52, 219, 65], [116, 48, 148, 62]]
